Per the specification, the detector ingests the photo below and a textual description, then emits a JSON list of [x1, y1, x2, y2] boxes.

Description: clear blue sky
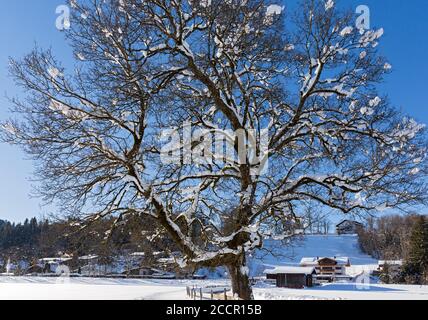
[[0, 0, 427, 222]]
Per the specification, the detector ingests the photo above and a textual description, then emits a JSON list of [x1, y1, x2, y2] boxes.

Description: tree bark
[[227, 256, 254, 300]]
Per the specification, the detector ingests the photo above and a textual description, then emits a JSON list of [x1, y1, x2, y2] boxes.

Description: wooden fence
[[186, 286, 241, 300]]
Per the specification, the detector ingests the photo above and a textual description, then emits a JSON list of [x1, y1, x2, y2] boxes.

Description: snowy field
[[0, 277, 428, 300], [254, 283, 428, 300]]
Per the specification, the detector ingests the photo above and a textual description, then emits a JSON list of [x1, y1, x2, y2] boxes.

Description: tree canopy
[[1, 0, 427, 298]]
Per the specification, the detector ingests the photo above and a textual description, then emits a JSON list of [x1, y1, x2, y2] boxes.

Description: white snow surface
[[254, 283, 428, 300], [1, 235, 419, 300], [0, 277, 427, 300], [0, 277, 193, 300]]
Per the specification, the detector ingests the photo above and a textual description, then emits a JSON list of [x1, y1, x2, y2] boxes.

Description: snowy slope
[[248, 234, 378, 277]]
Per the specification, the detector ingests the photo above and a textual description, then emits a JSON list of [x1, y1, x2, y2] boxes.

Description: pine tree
[[403, 216, 428, 284]]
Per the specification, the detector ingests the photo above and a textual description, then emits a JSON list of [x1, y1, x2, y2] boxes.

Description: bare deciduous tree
[[1, 0, 427, 299]]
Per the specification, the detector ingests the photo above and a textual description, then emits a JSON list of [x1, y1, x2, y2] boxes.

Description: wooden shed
[[264, 266, 316, 289]]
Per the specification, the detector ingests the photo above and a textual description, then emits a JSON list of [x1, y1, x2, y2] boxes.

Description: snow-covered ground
[[254, 283, 428, 300], [1, 234, 420, 300], [0, 277, 428, 300], [0, 277, 191, 300]]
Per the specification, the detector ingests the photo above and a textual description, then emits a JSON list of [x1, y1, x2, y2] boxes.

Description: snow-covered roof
[[79, 255, 98, 260], [378, 260, 403, 266], [300, 256, 350, 266], [39, 257, 72, 263], [130, 252, 145, 257], [336, 220, 363, 227], [158, 257, 175, 264], [264, 266, 316, 275]]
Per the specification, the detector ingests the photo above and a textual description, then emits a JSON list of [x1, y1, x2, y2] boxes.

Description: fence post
[[224, 288, 227, 301], [211, 289, 213, 300], [200, 288, 203, 300]]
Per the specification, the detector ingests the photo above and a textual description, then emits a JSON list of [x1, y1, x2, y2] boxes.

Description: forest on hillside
[[358, 214, 428, 284], [0, 216, 174, 264], [358, 214, 421, 260]]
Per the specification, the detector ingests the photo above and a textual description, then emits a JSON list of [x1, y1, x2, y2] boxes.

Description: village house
[[125, 266, 156, 276], [264, 266, 316, 289], [77, 255, 99, 275], [300, 256, 351, 282], [336, 220, 364, 235], [377, 260, 403, 276], [38, 256, 73, 274], [123, 266, 175, 279]]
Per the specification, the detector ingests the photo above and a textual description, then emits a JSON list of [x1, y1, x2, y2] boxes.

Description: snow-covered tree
[[1, 0, 427, 299]]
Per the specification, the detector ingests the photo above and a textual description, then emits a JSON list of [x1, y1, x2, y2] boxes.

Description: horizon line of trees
[[0, 216, 173, 267], [0, 218, 44, 250]]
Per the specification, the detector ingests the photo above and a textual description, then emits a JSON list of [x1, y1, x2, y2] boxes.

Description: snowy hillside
[[248, 234, 378, 277]]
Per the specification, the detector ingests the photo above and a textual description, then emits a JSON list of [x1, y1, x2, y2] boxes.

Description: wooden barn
[[264, 266, 316, 289], [336, 220, 363, 235]]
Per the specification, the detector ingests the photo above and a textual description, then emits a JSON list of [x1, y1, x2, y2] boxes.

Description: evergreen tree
[[379, 262, 391, 284], [402, 216, 428, 284]]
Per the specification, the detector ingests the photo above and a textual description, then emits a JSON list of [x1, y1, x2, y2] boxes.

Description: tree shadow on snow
[[313, 283, 404, 292]]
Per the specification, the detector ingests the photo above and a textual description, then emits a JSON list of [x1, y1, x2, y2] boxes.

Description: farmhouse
[[300, 256, 350, 282], [336, 220, 363, 235], [264, 266, 316, 288]]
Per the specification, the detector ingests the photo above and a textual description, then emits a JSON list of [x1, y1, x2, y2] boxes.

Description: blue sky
[[0, 0, 427, 222]]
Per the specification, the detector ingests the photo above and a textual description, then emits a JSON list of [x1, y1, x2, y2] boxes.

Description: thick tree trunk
[[227, 257, 254, 300]]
